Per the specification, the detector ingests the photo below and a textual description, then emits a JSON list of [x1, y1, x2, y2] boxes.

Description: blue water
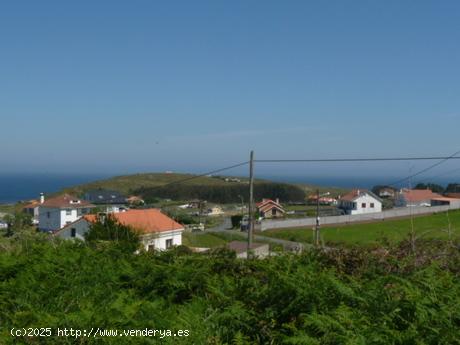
[[0, 174, 107, 204]]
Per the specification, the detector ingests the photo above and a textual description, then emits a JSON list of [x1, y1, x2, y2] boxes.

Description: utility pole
[[315, 189, 320, 247], [248, 150, 255, 253]]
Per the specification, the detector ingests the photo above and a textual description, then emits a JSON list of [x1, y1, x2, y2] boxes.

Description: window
[[66, 209, 72, 216], [148, 244, 155, 252], [362, 203, 366, 208], [165, 239, 173, 249], [70, 228, 76, 238], [370, 203, 375, 208], [272, 208, 277, 216], [47, 212, 50, 218]]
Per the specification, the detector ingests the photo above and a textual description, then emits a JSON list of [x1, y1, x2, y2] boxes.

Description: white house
[[395, 189, 442, 207], [55, 209, 184, 251], [206, 206, 224, 216], [22, 193, 45, 225], [338, 190, 382, 215], [38, 194, 95, 232]]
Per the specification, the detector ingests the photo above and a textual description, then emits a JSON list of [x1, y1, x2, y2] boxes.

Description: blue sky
[[1, 1, 459, 180]]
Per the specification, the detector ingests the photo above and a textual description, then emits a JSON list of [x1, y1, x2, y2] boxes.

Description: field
[[263, 210, 460, 246], [182, 232, 229, 248], [183, 231, 284, 251]]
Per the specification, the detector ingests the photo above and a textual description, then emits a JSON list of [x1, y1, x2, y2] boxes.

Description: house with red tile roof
[[38, 194, 95, 232], [256, 198, 285, 219], [395, 189, 443, 207], [338, 190, 382, 215], [56, 209, 184, 251], [22, 193, 44, 225]]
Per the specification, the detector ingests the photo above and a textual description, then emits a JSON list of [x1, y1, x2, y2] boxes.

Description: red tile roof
[[84, 209, 183, 234], [445, 193, 460, 199], [401, 189, 442, 202], [340, 189, 372, 202], [23, 200, 40, 209], [40, 194, 94, 208]]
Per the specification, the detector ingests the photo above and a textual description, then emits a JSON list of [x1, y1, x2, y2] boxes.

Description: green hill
[[61, 172, 349, 204], [63, 173, 240, 196]]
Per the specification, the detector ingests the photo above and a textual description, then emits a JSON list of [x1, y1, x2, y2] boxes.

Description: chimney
[[276, 198, 279, 204], [40, 193, 45, 204]]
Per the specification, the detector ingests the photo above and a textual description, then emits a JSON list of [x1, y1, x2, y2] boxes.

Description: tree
[[2, 212, 33, 237], [84, 216, 140, 252], [414, 183, 444, 193], [445, 183, 460, 193]]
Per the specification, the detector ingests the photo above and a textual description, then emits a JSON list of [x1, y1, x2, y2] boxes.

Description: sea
[[0, 174, 107, 204]]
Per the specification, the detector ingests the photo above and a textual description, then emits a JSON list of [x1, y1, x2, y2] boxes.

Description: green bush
[[0, 235, 459, 344]]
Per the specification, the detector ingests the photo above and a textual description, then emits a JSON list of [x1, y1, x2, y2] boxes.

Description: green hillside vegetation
[[63, 173, 236, 196], [137, 182, 306, 204], [0, 230, 459, 344], [264, 210, 460, 246], [61, 172, 348, 204]]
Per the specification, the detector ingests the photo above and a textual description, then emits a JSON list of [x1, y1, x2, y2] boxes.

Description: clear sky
[[1, 1, 459, 180]]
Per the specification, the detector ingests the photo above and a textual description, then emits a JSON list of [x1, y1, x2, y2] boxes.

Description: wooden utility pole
[[315, 189, 320, 247], [248, 150, 255, 252]]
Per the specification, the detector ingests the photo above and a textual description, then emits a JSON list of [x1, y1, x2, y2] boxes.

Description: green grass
[[263, 210, 460, 246], [182, 232, 228, 248], [62, 173, 253, 196], [183, 231, 284, 251]]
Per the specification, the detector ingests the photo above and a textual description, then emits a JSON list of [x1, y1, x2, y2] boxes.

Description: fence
[[260, 205, 460, 231]]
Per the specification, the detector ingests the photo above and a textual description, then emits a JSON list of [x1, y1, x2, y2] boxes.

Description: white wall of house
[[39, 207, 91, 232], [56, 220, 183, 251], [395, 195, 431, 207], [339, 194, 382, 215], [58, 218, 90, 240], [141, 230, 183, 251]]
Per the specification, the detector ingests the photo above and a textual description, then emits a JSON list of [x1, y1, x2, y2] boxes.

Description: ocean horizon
[[0, 174, 107, 204]]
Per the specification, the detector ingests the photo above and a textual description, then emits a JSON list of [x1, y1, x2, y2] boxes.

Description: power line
[[388, 149, 460, 187], [415, 166, 460, 184], [255, 156, 460, 163]]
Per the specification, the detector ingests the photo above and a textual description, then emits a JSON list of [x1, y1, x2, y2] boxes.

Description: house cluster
[[335, 187, 460, 215], [253, 186, 460, 220], [22, 191, 182, 251]]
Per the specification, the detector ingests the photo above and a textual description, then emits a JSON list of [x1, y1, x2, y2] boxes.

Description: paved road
[[206, 217, 232, 232]]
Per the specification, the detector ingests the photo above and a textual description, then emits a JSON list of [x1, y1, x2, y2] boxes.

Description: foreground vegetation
[[264, 210, 460, 246], [1, 228, 459, 344]]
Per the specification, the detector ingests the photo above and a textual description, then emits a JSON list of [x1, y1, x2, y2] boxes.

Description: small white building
[[227, 241, 270, 259], [56, 209, 184, 251], [38, 194, 95, 232], [338, 190, 382, 215], [206, 206, 224, 216]]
